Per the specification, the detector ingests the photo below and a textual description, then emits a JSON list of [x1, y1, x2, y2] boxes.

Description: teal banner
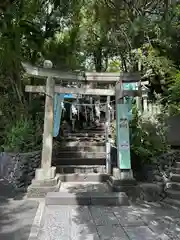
[[64, 94, 73, 98], [116, 103, 131, 169], [53, 93, 64, 137], [123, 83, 138, 121]]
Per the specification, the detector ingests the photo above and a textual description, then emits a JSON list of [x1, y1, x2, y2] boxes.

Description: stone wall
[[0, 148, 179, 197], [0, 151, 41, 191], [167, 116, 180, 146], [138, 150, 180, 186], [129, 150, 180, 202]]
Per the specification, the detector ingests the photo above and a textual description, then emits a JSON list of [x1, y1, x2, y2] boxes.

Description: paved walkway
[[1, 180, 180, 239], [38, 202, 180, 240]]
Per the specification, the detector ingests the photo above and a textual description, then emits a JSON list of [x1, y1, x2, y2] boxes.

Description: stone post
[[136, 81, 142, 113], [35, 60, 55, 180], [89, 97, 94, 126], [142, 85, 148, 114], [105, 95, 111, 174], [108, 74, 136, 193]]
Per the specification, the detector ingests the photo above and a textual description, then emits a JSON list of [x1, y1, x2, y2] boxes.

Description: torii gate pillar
[[27, 60, 60, 198]]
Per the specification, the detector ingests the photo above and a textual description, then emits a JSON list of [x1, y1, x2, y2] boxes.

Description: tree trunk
[[93, 42, 103, 72]]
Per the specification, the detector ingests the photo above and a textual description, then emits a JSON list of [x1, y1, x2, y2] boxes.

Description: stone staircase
[[39, 121, 131, 206], [52, 122, 109, 182], [46, 122, 130, 206], [164, 161, 180, 207]]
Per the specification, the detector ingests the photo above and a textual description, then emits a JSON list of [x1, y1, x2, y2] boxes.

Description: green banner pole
[[116, 103, 131, 169], [116, 81, 131, 170]]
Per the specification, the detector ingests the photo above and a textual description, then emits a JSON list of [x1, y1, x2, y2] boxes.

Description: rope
[[63, 99, 115, 106], [41, 90, 116, 107]]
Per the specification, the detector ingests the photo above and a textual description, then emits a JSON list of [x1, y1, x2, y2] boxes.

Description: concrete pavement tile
[[38, 206, 71, 240], [39, 226, 71, 240], [37, 203, 180, 239], [146, 214, 180, 236], [116, 213, 145, 227], [164, 222, 180, 240], [134, 202, 180, 219], [112, 206, 145, 226], [70, 206, 94, 225], [91, 212, 119, 226], [89, 206, 113, 215], [124, 226, 169, 240], [148, 218, 170, 234], [71, 223, 99, 240], [89, 206, 119, 226], [97, 225, 129, 240]]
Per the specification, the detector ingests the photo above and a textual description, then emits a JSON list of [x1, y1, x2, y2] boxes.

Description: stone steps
[[170, 173, 180, 182], [175, 162, 180, 168], [60, 181, 110, 192], [63, 132, 105, 137], [45, 191, 129, 206], [53, 151, 106, 159], [52, 122, 107, 188], [57, 179, 131, 206], [167, 181, 180, 191], [56, 165, 106, 174], [171, 168, 180, 174], [53, 157, 106, 166], [163, 197, 180, 208], [45, 177, 129, 206], [78, 129, 105, 134], [71, 127, 105, 132], [166, 189, 180, 201], [58, 173, 109, 182], [54, 145, 106, 152], [56, 141, 105, 148], [164, 164, 180, 206], [59, 136, 105, 142]]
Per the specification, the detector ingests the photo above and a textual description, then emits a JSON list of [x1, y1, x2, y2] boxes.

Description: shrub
[[2, 117, 42, 152], [130, 106, 170, 164], [110, 104, 170, 165], [167, 71, 180, 116]]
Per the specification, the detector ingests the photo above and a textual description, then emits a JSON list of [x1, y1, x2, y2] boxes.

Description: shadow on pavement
[[0, 179, 38, 240], [51, 183, 180, 240]]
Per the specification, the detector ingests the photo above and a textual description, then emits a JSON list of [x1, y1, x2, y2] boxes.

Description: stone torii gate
[[22, 60, 142, 197]]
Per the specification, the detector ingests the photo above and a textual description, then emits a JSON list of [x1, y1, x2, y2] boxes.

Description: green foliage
[[111, 104, 170, 164], [2, 117, 42, 152], [167, 71, 180, 115], [0, 0, 180, 153], [130, 106, 169, 163]]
